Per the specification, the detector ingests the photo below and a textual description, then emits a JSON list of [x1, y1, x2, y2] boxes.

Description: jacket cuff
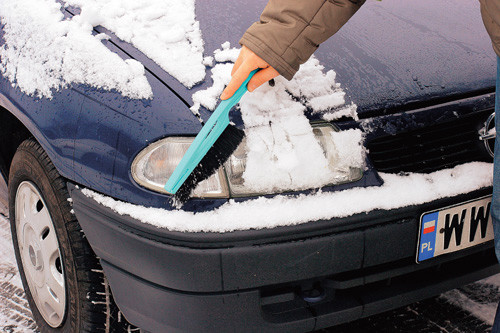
[[240, 33, 297, 81]]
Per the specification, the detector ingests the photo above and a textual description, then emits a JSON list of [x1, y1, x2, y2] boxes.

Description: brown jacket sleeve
[[480, 0, 500, 57], [240, 0, 366, 80]]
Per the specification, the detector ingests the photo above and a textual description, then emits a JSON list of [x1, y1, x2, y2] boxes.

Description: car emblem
[[478, 112, 495, 158]]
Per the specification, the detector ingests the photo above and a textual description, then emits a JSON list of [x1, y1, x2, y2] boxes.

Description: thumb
[[247, 67, 280, 92], [220, 61, 254, 100]]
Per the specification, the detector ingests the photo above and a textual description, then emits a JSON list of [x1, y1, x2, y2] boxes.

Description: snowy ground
[[0, 176, 499, 332], [0, 177, 37, 332]]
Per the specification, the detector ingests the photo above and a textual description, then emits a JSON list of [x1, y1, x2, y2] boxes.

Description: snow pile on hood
[[191, 44, 363, 193], [65, 0, 205, 88], [192, 45, 357, 120], [0, 0, 206, 98], [284, 58, 358, 121], [0, 0, 152, 99], [82, 162, 493, 233]]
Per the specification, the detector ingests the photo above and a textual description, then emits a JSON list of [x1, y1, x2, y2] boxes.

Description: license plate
[[417, 196, 493, 262]]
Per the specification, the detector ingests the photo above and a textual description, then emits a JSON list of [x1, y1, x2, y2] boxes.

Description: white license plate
[[417, 196, 493, 262]]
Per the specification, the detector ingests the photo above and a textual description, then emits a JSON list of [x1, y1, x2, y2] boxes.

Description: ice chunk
[[214, 43, 240, 63]]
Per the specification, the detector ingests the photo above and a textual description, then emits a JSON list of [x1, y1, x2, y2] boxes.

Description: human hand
[[220, 45, 280, 100]]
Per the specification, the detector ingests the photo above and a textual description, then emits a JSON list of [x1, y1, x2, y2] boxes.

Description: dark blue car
[[0, 1, 497, 332]]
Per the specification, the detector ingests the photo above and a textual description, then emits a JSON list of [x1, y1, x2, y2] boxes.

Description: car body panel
[[2, 0, 496, 209], [1, 1, 498, 332], [70, 183, 498, 332], [0, 77, 83, 181], [0, 22, 201, 205], [193, 0, 496, 115]]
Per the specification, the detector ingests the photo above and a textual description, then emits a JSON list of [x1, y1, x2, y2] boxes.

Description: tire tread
[[9, 138, 139, 333]]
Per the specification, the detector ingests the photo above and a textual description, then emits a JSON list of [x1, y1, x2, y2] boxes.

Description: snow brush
[[164, 69, 259, 203]]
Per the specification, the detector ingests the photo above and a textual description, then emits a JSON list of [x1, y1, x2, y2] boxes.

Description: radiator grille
[[367, 110, 493, 174]]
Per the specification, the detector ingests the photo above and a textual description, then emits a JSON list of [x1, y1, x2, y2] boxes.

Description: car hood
[[163, 0, 496, 119]]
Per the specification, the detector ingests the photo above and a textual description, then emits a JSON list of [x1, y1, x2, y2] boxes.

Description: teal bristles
[[164, 69, 258, 201]]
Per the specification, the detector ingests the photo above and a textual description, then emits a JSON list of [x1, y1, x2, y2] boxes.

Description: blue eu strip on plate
[[418, 211, 439, 262]]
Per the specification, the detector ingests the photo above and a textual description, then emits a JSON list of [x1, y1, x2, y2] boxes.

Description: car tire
[[8, 138, 137, 332]]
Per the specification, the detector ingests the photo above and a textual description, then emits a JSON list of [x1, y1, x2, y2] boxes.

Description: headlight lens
[[311, 125, 363, 183], [131, 124, 363, 198], [131, 137, 229, 198], [224, 124, 363, 196]]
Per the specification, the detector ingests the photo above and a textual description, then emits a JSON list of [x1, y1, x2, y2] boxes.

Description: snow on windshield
[[0, 0, 152, 99], [83, 162, 493, 233]]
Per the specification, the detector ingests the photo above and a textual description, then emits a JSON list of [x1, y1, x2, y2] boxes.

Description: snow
[[82, 162, 493, 233], [0, 0, 207, 98], [202, 56, 214, 67], [441, 289, 496, 326], [328, 129, 365, 170], [238, 82, 364, 193], [213, 42, 240, 63], [0, 215, 36, 331], [191, 47, 364, 193], [0, 0, 152, 99], [284, 57, 358, 120], [191, 51, 357, 118], [191, 62, 233, 112], [65, 0, 206, 88]]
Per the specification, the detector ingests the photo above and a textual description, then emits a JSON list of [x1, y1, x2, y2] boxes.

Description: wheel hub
[[28, 246, 43, 270], [15, 181, 66, 328], [23, 224, 46, 287]]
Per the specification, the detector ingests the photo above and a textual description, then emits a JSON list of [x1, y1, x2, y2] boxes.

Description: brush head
[[173, 124, 245, 204]]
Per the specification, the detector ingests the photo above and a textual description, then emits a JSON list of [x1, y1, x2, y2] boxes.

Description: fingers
[[221, 60, 255, 100], [231, 49, 245, 76], [247, 66, 280, 92], [220, 45, 279, 100]]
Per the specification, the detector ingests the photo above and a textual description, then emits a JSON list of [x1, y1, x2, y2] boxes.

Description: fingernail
[[248, 85, 254, 92]]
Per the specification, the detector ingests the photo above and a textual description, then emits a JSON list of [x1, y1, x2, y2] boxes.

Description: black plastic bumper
[[68, 184, 499, 333]]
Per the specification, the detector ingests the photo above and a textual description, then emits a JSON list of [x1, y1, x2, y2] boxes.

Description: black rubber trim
[[357, 89, 495, 119]]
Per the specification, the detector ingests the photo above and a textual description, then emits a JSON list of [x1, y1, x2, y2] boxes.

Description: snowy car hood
[[180, 0, 495, 117], [1, 0, 495, 117]]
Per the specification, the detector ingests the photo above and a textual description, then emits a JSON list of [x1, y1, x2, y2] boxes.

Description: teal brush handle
[[164, 69, 259, 194]]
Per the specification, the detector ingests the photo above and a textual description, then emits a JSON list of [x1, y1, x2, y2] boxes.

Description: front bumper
[[69, 184, 499, 333]]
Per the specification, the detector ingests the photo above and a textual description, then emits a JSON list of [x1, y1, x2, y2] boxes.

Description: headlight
[[131, 137, 229, 198], [224, 124, 363, 196], [131, 124, 363, 198]]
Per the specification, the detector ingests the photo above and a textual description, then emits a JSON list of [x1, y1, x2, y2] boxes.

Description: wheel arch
[[0, 105, 33, 183], [0, 91, 77, 186]]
